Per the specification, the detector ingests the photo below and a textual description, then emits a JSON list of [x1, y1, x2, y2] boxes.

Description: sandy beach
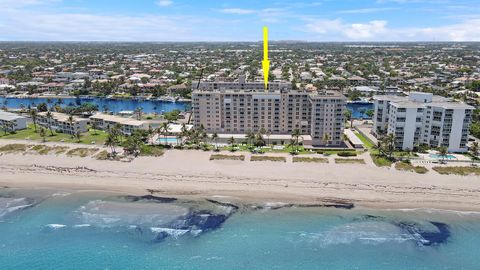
[[1, 139, 480, 211]]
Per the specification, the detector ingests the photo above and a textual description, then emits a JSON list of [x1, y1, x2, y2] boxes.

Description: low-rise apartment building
[[89, 113, 148, 135], [0, 111, 28, 131], [373, 92, 474, 152], [37, 112, 88, 134], [192, 87, 346, 147]]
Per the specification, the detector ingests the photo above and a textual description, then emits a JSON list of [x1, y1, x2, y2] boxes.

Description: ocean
[[1, 187, 479, 269]]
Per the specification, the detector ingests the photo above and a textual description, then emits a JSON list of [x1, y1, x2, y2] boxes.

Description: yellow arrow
[[262, 26, 270, 91]]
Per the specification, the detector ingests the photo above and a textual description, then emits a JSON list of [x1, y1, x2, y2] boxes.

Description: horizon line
[[0, 40, 479, 43]]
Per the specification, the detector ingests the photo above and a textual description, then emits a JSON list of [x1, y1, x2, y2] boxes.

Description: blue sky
[[0, 0, 479, 41]]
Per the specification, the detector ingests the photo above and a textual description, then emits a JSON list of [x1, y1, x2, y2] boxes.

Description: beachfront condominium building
[[89, 113, 148, 135], [373, 92, 474, 152], [37, 112, 89, 134], [192, 86, 346, 147], [192, 75, 292, 92], [0, 111, 28, 131]]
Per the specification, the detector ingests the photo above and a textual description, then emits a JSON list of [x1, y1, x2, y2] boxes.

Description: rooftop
[[0, 111, 27, 121], [90, 113, 146, 126], [38, 112, 87, 123]]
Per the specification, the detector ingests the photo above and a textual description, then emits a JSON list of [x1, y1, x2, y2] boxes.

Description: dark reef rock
[[352, 215, 385, 222], [123, 195, 177, 203], [174, 210, 230, 232], [150, 209, 233, 243], [396, 221, 451, 246], [205, 199, 240, 211]]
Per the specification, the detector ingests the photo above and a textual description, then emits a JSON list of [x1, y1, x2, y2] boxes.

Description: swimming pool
[[156, 137, 178, 144], [429, 154, 456, 159]]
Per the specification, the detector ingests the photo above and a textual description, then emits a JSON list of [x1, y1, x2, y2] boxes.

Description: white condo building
[[192, 85, 347, 147], [373, 92, 474, 152], [37, 112, 89, 134], [0, 111, 28, 131], [89, 113, 148, 135]]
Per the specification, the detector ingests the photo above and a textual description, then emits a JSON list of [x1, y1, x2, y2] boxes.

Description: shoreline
[[1, 140, 480, 212]]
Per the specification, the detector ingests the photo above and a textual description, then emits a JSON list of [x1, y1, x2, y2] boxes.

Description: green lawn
[[370, 152, 393, 167], [354, 131, 374, 149], [0, 124, 108, 145]]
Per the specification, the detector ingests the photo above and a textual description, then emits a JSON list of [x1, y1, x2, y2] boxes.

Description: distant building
[[352, 86, 402, 96], [89, 113, 148, 135], [192, 75, 291, 91], [373, 92, 474, 152], [37, 112, 88, 134], [0, 111, 28, 131], [167, 84, 188, 95]]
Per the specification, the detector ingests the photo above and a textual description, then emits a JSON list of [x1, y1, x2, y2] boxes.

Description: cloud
[[304, 18, 480, 41], [375, 0, 450, 4], [156, 0, 172, 7], [338, 7, 398, 14], [0, 10, 194, 41], [305, 19, 387, 39], [0, 0, 60, 8], [218, 7, 288, 23], [219, 8, 256, 15]]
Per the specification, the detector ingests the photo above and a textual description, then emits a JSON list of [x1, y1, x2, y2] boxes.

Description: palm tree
[[134, 107, 143, 120], [211, 132, 219, 150], [228, 136, 235, 152], [75, 131, 82, 142], [39, 127, 47, 142], [158, 122, 170, 145], [180, 123, 189, 146], [29, 109, 38, 132], [105, 133, 118, 156], [91, 121, 99, 135], [470, 142, 479, 165], [200, 130, 208, 146], [344, 110, 353, 128], [438, 146, 448, 164], [254, 133, 265, 147], [471, 142, 479, 157], [382, 133, 396, 160], [1, 123, 7, 135], [266, 130, 272, 146], [323, 133, 331, 147], [246, 130, 255, 147], [291, 129, 301, 153], [67, 115, 75, 138], [45, 111, 54, 136]]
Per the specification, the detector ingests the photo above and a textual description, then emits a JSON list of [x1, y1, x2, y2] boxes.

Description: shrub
[[210, 154, 245, 161], [335, 158, 365, 164], [293, 157, 328, 163], [250, 156, 286, 162], [337, 151, 357, 157]]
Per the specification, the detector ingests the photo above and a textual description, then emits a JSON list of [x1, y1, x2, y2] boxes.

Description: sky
[[0, 0, 480, 42]]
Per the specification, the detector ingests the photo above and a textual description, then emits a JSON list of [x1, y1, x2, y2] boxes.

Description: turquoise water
[[1, 188, 480, 269], [429, 154, 457, 159], [0, 97, 189, 113], [157, 137, 179, 144]]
